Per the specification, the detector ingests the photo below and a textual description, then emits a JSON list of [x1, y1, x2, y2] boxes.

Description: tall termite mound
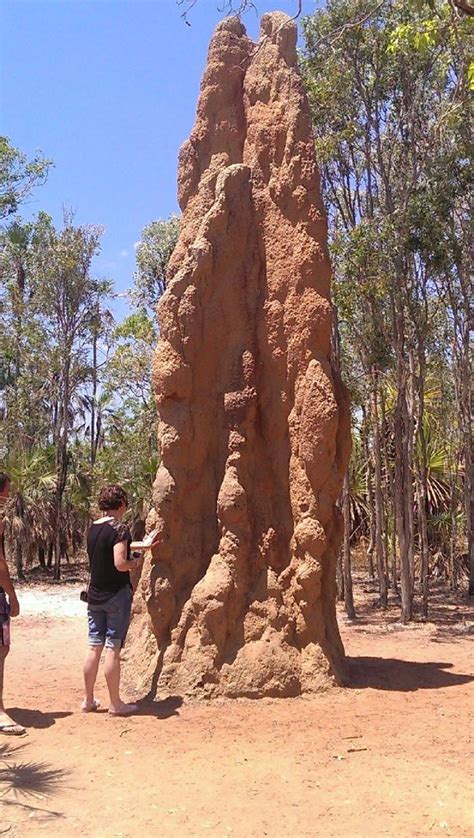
[[127, 12, 351, 698]]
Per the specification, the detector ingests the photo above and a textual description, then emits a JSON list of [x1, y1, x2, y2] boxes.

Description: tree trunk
[[391, 292, 413, 623], [15, 541, 25, 582], [54, 354, 71, 581], [453, 0, 474, 18], [460, 321, 473, 595], [362, 407, 375, 580], [414, 337, 430, 617], [407, 348, 416, 586], [449, 470, 459, 590], [445, 265, 471, 591], [372, 369, 388, 608], [380, 386, 392, 588], [12, 261, 25, 447], [395, 385, 413, 621], [342, 471, 356, 619], [391, 507, 398, 592], [469, 478, 474, 596], [90, 307, 99, 466], [332, 306, 349, 609], [416, 446, 430, 617], [38, 545, 46, 569], [337, 551, 344, 601]]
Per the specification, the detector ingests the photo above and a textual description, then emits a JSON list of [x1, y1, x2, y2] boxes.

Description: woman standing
[[82, 484, 140, 716]]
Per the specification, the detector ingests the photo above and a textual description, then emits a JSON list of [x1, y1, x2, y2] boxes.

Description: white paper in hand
[[141, 527, 161, 547]]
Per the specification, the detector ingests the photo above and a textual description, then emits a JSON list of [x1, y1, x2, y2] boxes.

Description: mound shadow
[[346, 656, 474, 692], [135, 694, 183, 719]]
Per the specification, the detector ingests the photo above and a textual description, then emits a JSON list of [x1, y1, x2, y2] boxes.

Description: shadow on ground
[[135, 695, 183, 719], [7, 708, 72, 729], [347, 656, 474, 691], [0, 741, 69, 819]]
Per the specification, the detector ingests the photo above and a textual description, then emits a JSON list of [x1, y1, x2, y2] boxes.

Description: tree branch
[[312, 2, 386, 53], [452, 0, 474, 16]]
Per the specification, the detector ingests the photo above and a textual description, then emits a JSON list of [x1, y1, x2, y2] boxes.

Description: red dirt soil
[[1, 583, 472, 837]]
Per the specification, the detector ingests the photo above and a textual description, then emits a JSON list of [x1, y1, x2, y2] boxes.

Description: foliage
[[302, 0, 472, 611], [133, 214, 180, 309], [2, 448, 56, 577], [96, 308, 158, 523], [0, 136, 52, 220]]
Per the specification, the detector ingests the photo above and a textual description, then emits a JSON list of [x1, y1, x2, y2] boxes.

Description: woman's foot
[[108, 702, 137, 717], [0, 712, 26, 736], [81, 698, 101, 713]]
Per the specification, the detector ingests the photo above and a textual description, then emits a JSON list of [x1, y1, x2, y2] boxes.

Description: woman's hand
[[129, 539, 160, 552], [130, 542, 146, 552], [129, 552, 145, 570], [130, 528, 162, 552], [9, 593, 20, 618]]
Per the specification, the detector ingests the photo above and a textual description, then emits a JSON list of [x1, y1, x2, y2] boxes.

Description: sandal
[[81, 699, 101, 713], [108, 703, 137, 717], [0, 722, 27, 736]]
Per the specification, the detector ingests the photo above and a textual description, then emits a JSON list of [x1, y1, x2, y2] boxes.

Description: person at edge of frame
[[0, 472, 26, 736]]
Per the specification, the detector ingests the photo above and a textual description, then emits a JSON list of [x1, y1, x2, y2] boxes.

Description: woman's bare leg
[[0, 646, 25, 732], [83, 645, 103, 707], [104, 647, 136, 714], [104, 646, 121, 708]]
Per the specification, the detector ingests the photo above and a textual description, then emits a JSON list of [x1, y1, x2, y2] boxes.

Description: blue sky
[[1, 0, 317, 319]]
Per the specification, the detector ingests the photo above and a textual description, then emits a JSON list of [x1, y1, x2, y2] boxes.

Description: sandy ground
[[0, 582, 473, 838]]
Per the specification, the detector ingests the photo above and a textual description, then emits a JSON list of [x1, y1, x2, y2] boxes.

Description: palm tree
[[3, 449, 56, 579]]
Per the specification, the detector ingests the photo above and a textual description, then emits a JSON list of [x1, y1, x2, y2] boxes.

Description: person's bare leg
[[0, 647, 8, 715], [82, 645, 103, 710], [104, 647, 136, 714], [104, 646, 121, 707], [0, 646, 25, 733]]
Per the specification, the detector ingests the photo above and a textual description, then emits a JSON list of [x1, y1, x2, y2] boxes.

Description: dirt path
[[1, 585, 472, 837]]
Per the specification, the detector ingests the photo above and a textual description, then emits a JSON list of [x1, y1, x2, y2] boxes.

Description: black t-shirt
[[87, 519, 132, 605]]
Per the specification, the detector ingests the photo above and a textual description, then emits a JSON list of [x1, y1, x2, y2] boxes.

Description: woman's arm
[[113, 541, 140, 572], [0, 558, 19, 616], [0, 523, 19, 616]]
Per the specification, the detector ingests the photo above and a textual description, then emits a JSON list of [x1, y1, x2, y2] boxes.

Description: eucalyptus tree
[[95, 214, 180, 534], [96, 310, 158, 535], [0, 218, 53, 453], [32, 213, 110, 578], [302, 0, 472, 617], [87, 298, 115, 468], [0, 137, 51, 220], [133, 214, 180, 309]]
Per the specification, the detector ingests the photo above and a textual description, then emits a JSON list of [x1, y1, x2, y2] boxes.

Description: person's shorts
[[0, 590, 10, 648], [87, 585, 132, 649]]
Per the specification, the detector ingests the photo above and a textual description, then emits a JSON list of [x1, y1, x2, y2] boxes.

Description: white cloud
[[120, 249, 129, 258]]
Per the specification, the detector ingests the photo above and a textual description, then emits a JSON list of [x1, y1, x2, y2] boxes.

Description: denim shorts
[[87, 585, 132, 649]]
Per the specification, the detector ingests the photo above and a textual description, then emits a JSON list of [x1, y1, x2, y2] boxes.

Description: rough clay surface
[[127, 13, 351, 698]]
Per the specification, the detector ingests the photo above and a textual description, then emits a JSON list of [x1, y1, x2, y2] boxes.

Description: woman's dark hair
[[98, 484, 128, 511], [0, 473, 11, 493]]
